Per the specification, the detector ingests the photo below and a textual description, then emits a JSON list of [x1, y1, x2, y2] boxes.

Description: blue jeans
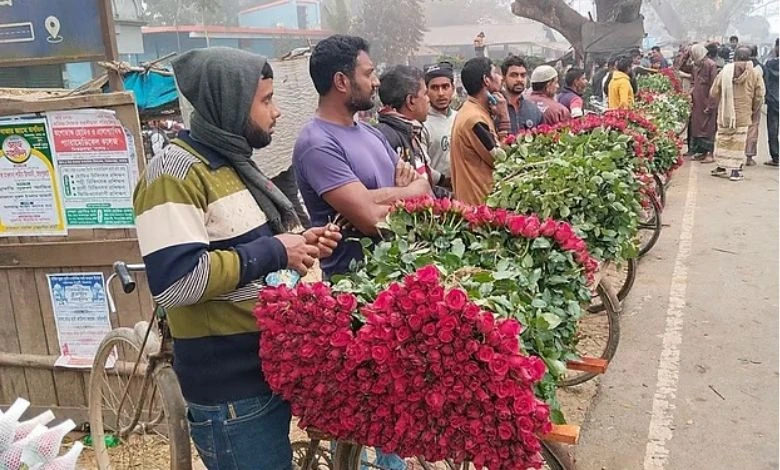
[[187, 394, 292, 470]]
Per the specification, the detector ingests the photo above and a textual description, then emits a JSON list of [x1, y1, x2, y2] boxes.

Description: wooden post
[[98, 0, 124, 92]]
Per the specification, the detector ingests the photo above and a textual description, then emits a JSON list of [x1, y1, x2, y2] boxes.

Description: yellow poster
[[0, 118, 66, 236]]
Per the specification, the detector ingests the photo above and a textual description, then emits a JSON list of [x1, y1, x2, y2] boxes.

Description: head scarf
[[172, 47, 299, 233], [690, 44, 707, 64]]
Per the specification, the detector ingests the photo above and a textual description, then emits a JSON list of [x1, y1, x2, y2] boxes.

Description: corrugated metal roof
[[423, 21, 569, 48]]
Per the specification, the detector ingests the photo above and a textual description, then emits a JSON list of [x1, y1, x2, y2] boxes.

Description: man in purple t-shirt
[[294, 35, 430, 279]]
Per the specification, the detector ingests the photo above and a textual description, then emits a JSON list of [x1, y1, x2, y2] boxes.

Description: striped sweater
[[133, 132, 287, 405]]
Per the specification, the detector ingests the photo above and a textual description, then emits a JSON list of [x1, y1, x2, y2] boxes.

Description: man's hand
[[395, 160, 420, 187], [274, 233, 319, 276], [490, 92, 510, 120], [302, 224, 343, 258]]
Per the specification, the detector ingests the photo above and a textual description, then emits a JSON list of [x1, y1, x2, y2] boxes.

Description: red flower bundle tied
[[255, 265, 553, 469], [399, 196, 598, 279], [660, 68, 684, 94]]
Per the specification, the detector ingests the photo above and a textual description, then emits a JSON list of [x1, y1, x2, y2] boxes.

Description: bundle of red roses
[[255, 265, 552, 469]]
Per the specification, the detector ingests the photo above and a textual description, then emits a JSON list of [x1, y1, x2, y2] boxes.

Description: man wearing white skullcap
[[526, 65, 571, 125]]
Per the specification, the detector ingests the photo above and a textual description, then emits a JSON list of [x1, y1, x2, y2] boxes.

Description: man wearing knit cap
[[527, 64, 571, 125], [422, 61, 457, 184], [135, 47, 342, 470]]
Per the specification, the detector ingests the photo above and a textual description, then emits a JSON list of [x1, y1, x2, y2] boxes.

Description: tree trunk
[[595, 0, 642, 22], [510, 0, 587, 56], [511, 0, 643, 58]]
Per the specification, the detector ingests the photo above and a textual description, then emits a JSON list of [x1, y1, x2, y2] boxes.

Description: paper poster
[[47, 273, 115, 368], [47, 109, 138, 228], [0, 118, 66, 236]]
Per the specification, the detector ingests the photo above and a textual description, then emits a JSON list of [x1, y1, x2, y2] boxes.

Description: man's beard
[[507, 84, 524, 95], [244, 120, 273, 149], [347, 83, 376, 113]]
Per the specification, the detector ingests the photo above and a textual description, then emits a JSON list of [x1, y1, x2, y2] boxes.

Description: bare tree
[[353, 0, 426, 65]]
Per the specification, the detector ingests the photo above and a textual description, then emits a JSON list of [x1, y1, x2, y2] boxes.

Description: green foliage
[[489, 130, 643, 263]]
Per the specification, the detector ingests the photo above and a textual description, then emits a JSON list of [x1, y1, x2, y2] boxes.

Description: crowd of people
[[678, 35, 778, 181], [130, 32, 779, 470]]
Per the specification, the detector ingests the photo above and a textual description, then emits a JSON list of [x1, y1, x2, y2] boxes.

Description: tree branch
[[510, 0, 587, 50]]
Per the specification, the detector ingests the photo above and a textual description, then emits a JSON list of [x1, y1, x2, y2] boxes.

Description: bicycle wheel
[[561, 280, 621, 387], [588, 258, 636, 313], [652, 173, 666, 209], [637, 196, 663, 258], [292, 439, 333, 469], [540, 441, 575, 470], [88, 328, 191, 470], [335, 442, 575, 469]]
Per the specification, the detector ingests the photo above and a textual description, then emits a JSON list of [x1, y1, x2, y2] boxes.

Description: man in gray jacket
[[421, 61, 457, 189]]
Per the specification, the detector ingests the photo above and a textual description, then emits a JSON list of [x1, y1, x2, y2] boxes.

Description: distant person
[[650, 46, 670, 69], [422, 61, 457, 185], [474, 32, 486, 58], [709, 46, 765, 181], [527, 64, 571, 125], [727, 35, 739, 63], [679, 43, 719, 162], [764, 38, 779, 166], [557, 67, 587, 118], [602, 56, 618, 107], [744, 44, 764, 165], [500, 54, 542, 133], [450, 56, 508, 204], [591, 58, 609, 103], [607, 56, 635, 110]]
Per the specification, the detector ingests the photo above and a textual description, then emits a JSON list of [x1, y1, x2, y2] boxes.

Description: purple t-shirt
[[293, 118, 398, 278]]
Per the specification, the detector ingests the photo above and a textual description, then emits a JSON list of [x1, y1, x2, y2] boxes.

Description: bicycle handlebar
[[107, 261, 146, 313]]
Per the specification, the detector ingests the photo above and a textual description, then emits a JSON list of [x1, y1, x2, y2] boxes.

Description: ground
[[575, 112, 779, 470]]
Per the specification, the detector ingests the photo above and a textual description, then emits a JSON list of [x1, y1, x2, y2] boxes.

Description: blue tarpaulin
[[123, 70, 178, 111]]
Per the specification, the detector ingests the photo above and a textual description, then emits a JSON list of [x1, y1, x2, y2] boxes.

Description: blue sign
[[0, 0, 107, 66]]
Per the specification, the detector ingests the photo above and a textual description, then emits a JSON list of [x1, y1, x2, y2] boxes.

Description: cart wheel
[[293, 439, 333, 469], [652, 172, 666, 209], [541, 441, 576, 470], [638, 195, 663, 257], [562, 279, 621, 387], [588, 258, 636, 312]]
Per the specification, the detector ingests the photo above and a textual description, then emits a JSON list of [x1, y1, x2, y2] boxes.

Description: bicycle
[[294, 431, 576, 469], [88, 261, 192, 470]]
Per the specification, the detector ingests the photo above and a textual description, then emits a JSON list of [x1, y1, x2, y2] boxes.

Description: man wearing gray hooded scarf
[[133, 47, 341, 470]]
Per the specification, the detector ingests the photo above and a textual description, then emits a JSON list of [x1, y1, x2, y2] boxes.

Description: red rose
[[540, 219, 557, 237], [425, 391, 445, 410], [476, 345, 494, 363], [498, 422, 514, 440], [373, 291, 395, 311], [437, 329, 455, 343], [336, 293, 357, 312], [521, 216, 541, 238], [496, 318, 522, 338], [407, 314, 424, 332], [507, 215, 526, 236], [329, 330, 353, 348], [416, 264, 440, 284], [476, 313, 495, 334], [422, 322, 437, 337], [444, 288, 468, 310]]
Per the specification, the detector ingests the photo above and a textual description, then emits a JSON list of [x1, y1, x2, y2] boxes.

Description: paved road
[[576, 115, 779, 470]]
